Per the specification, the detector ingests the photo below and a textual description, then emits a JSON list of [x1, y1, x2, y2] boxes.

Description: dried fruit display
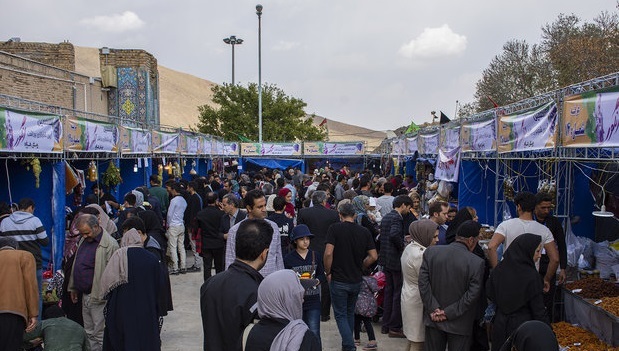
[[600, 296, 619, 317], [565, 277, 619, 299], [552, 322, 619, 350]]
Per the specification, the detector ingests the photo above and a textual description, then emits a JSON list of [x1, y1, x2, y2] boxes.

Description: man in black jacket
[[534, 191, 567, 321], [378, 194, 413, 337], [297, 190, 340, 321], [200, 219, 272, 351], [195, 192, 225, 281]]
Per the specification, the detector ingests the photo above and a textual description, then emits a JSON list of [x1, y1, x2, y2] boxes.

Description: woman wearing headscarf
[[277, 188, 296, 218], [400, 219, 439, 351], [245, 269, 321, 351], [445, 206, 478, 244], [138, 209, 167, 251], [402, 192, 422, 234], [352, 195, 379, 242], [101, 229, 162, 351], [487, 234, 548, 351], [498, 320, 559, 351]]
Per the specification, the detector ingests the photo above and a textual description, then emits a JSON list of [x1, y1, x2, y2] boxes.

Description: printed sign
[[460, 117, 496, 152], [65, 118, 118, 152], [562, 88, 619, 147], [435, 147, 461, 182], [119, 126, 151, 154], [439, 123, 461, 152], [0, 108, 62, 153], [241, 143, 302, 156], [304, 142, 364, 155], [391, 139, 407, 155], [498, 101, 557, 153], [406, 136, 418, 154], [152, 131, 179, 154], [418, 132, 439, 155]]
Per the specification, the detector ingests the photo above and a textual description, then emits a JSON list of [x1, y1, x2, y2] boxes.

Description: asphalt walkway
[[160, 256, 410, 351]]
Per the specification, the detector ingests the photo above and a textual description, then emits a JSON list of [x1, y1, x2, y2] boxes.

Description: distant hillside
[[74, 46, 387, 149]]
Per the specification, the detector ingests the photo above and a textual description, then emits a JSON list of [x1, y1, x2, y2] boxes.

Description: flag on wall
[[405, 121, 420, 134], [319, 118, 328, 127], [439, 111, 451, 125]]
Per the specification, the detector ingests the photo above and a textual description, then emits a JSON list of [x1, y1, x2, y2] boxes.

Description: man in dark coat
[[297, 190, 340, 321], [195, 192, 226, 281], [219, 194, 246, 237], [418, 221, 485, 351], [200, 219, 273, 351]]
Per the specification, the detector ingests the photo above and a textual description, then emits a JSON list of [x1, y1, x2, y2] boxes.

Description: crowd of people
[[0, 164, 565, 351]]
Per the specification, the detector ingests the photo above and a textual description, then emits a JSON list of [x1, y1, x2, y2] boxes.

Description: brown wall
[[0, 42, 108, 115]]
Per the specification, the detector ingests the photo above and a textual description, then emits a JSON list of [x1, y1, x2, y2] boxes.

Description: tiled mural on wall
[[108, 67, 158, 125]]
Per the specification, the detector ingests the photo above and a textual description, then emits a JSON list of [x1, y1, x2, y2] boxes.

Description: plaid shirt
[[224, 218, 284, 277]]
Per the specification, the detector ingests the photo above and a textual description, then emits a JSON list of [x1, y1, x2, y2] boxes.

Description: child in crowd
[[354, 268, 379, 350], [283, 225, 325, 345]]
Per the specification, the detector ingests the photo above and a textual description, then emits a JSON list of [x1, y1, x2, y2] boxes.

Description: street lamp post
[[223, 35, 243, 84], [256, 4, 263, 143]]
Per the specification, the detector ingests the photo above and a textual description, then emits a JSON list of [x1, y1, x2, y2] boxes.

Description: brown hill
[[74, 46, 387, 149]]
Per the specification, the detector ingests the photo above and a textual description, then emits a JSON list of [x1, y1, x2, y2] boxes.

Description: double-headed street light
[[256, 4, 263, 143], [223, 35, 243, 84]]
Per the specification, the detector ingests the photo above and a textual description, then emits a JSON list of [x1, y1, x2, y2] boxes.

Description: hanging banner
[[0, 108, 62, 153], [304, 142, 364, 156], [223, 142, 239, 156], [64, 117, 118, 152], [498, 101, 557, 153], [241, 143, 302, 156], [119, 126, 151, 154], [417, 132, 439, 155], [152, 130, 179, 154], [212, 140, 224, 155], [439, 123, 461, 152], [200, 136, 212, 155], [391, 139, 407, 155], [406, 136, 418, 154], [181, 133, 200, 155], [562, 88, 619, 147], [461, 117, 497, 152], [435, 147, 461, 182]]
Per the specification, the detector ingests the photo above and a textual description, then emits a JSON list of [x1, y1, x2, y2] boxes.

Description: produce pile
[[565, 277, 619, 299], [600, 296, 619, 317], [552, 322, 619, 350]]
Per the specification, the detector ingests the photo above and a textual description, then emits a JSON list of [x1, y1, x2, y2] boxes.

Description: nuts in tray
[[565, 277, 619, 299], [552, 322, 619, 350], [600, 296, 619, 317]]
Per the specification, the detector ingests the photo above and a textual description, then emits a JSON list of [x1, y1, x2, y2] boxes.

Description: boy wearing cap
[[284, 224, 325, 344]]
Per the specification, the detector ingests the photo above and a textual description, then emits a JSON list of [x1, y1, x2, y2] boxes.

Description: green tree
[[473, 39, 557, 111], [196, 83, 326, 142]]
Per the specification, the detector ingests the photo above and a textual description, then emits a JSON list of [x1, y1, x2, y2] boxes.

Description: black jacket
[[195, 206, 225, 249], [200, 260, 263, 351], [219, 210, 247, 235], [297, 204, 340, 253], [246, 318, 321, 351], [379, 210, 405, 271]]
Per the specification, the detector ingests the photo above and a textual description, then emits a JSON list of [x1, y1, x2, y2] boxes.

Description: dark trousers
[[201, 247, 225, 281], [321, 281, 331, 318], [425, 326, 471, 351], [354, 314, 376, 341], [539, 255, 558, 322], [0, 313, 26, 351], [381, 268, 403, 331]]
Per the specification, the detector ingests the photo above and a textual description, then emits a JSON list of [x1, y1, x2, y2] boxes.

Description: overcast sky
[[2, 0, 614, 131]]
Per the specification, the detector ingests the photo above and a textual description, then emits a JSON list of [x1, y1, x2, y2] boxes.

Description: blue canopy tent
[[240, 158, 305, 173]]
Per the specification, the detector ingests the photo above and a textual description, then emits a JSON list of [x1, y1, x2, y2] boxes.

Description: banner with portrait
[[65, 117, 118, 152], [119, 126, 151, 154], [0, 108, 62, 153], [417, 131, 439, 155], [562, 88, 619, 147], [460, 116, 497, 152], [497, 101, 557, 153], [152, 131, 179, 154], [223, 142, 239, 156]]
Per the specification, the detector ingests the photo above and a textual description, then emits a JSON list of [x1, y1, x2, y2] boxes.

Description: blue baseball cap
[[289, 224, 314, 242]]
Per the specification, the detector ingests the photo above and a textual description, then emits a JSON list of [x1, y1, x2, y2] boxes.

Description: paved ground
[[160, 255, 410, 351]]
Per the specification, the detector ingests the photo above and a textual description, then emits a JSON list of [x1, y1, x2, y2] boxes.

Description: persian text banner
[[563, 88, 619, 147], [0, 108, 62, 153], [497, 101, 557, 153]]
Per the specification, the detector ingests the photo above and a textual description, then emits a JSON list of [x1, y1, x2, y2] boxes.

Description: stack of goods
[[552, 322, 619, 350], [565, 277, 619, 299]]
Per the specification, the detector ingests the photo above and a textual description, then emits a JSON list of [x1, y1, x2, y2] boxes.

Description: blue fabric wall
[[458, 160, 496, 226]]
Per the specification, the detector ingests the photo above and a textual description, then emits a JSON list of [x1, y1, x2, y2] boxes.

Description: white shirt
[[167, 195, 187, 227], [494, 218, 554, 251]]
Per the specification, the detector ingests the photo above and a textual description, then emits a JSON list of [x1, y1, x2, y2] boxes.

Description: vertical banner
[[435, 147, 461, 182], [64, 118, 118, 152], [200, 135, 212, 155], [460, 117, 497, 152], [439, 123, 461, 152], [119, 126, 151, 154], [417, 131, 439, 155], [563, 88, 619, 147], [0, 108, 63, 153], [498, 101, 557, 153]]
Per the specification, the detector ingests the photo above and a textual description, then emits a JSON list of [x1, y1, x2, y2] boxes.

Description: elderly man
[[68, 214, 119, 351]]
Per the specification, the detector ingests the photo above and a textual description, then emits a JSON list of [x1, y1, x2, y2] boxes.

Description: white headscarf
[[257, 269, 309, 351]]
